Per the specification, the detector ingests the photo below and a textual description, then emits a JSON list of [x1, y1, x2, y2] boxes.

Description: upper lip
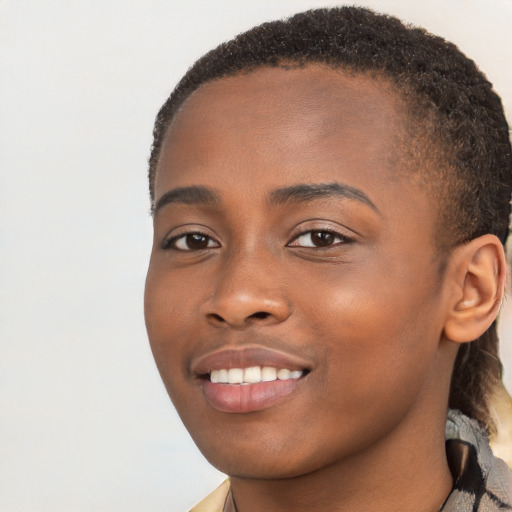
[[191, 345, 313, 376]]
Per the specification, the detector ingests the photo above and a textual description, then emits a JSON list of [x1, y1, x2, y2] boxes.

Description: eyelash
[[162, 231, 219, 251], [287, 228, 354, 248], [162, 228, 353, 252]]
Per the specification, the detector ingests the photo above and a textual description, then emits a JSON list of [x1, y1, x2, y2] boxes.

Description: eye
[[288, 229, 352, 248], [164, 232, 220, 251]]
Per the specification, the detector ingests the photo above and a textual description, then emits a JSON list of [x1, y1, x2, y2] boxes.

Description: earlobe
[[443, 234, 506, 344]]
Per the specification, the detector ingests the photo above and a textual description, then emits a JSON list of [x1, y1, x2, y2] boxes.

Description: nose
[[200, 254, 291, 329]]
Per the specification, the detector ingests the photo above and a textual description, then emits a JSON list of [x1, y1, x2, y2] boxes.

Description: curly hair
[[148, 7, 512, 433]]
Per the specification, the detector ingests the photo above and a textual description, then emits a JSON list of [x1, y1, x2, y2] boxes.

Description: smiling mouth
[[198, 366, 310, 413], [208, 366, 305, 384], [192, 346, 312, 412]]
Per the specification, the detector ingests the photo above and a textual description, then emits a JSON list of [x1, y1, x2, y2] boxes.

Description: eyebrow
[[153, 181, 378, 216], [268, 182, 378, 212], [153, 186, 221, 215]]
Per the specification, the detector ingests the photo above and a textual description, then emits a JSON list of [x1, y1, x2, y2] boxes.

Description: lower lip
[[201, 378, 302, 413]]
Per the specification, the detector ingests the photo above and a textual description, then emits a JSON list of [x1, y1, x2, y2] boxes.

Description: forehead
[[155, 65, 422, 213], [172, 65, 403, 131]]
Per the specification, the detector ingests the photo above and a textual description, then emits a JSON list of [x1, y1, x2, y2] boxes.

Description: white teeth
[[277, 369, 291, 380], [209, 366, 304, 384], [243, 366, 261, 383], [261, 367, 277, 382], [227, 368, 244, 384]]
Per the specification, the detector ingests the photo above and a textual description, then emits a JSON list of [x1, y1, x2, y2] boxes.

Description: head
[[147, 6, 511, 432], [145, 5, 511, 476]]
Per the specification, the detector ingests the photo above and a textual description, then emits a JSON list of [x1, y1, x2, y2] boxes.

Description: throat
[[225, 438, 453, 512]]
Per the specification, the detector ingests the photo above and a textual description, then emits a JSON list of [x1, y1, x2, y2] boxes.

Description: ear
[[443, 234, 507, 343]]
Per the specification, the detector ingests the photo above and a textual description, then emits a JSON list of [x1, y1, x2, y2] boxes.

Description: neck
[[228, 408, 453, 512]]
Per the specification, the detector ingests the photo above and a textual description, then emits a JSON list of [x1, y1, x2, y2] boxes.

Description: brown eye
[[289, 230, 352, 248], [185, 234, 209, 249], [167, 232, 219, 251], [310, 231, 336, 247]]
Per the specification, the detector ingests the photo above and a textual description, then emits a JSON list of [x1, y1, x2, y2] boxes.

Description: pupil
[[311, 231, 334, 247], [187, 233, 208, 249]]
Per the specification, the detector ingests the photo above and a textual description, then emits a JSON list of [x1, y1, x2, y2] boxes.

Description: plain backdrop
[[1, 1, 511, 510]]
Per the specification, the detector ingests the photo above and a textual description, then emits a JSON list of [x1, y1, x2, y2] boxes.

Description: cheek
[[299, 265, 443, 411], [144, 264, 194, 385]]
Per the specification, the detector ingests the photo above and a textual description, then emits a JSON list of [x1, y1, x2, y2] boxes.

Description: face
[[145, 66, 452, 479]]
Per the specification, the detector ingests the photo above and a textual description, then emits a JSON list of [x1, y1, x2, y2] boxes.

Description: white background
[[1, 1, 511, 510]]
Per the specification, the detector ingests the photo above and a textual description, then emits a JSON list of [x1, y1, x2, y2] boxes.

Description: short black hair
[[148, 7, 512, 432]]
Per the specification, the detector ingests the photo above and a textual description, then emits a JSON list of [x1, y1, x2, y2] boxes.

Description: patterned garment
[[190, 410, 512, 512], [441, 409, 512, 511]]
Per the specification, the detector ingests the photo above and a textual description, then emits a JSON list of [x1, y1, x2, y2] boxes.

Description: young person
[[144, 7, 512, 512]]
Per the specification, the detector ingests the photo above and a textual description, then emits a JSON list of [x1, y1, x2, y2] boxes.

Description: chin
[[191, 430, 332, 480], [207, 454, 318, 480]]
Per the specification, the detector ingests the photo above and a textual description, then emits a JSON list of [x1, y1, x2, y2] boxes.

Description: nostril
[[207, 313, 225, 323], [249, 311, 271, 320]]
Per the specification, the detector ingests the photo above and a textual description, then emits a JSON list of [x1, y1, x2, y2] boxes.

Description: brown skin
[[145, 66, 463, 512]]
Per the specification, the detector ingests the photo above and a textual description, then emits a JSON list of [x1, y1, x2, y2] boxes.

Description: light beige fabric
[[189, 479, 230, 512]]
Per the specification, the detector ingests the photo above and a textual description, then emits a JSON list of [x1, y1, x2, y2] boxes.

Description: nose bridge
[[202, 244, 290, 327]]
